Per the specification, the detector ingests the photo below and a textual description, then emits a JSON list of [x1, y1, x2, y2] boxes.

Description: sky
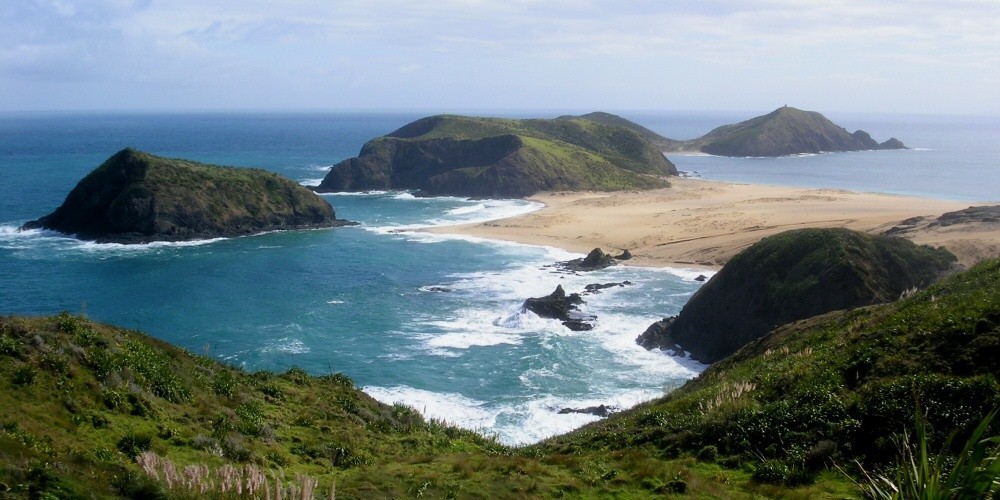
[[2, 0, 998, 115]]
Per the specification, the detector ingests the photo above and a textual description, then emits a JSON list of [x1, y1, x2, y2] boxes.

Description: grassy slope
[[3, 259, 998, 498], [319, 114, 676, 196], [391, 114, 673, 176], [569, 112, 685, 151], [549, 258, 1000, 485]]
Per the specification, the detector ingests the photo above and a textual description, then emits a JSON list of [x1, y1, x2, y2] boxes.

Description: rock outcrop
[[22, 148, 352, 244], [560, 248, 619, 272], [316, 113, 678, 198], [637, 228, 956, 363], [522, 285, 595, 331], [557, 404, 616, 417]]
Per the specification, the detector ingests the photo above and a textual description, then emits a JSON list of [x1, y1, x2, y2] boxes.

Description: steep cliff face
[[676, 106, 907, 157], [316, 113, 678, 198], [23, 148, 350, 243], [637, 228, 955, 363]]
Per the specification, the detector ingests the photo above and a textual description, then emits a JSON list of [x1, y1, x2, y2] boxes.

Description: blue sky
[[2, 0, 998, 114]]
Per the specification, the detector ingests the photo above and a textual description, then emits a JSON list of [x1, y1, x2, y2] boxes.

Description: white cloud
[[0, 0, 997, 113]]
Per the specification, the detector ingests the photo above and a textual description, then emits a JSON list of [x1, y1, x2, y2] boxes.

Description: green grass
[[321, 113, 676, 197]]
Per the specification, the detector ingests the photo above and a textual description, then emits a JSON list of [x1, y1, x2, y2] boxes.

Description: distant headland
[[315, 113, 678, 198], [668, 106, 908, 157]]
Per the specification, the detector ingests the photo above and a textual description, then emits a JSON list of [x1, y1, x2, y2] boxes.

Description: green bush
[[11, 365, 34, 385], [116, 433, 152, 459]]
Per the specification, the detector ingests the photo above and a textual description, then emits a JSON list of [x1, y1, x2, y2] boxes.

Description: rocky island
[[22, 148, 352, 244], [315, 113, 678, 198], [670, 106, 908, 157], [637, 228, 956, 363]]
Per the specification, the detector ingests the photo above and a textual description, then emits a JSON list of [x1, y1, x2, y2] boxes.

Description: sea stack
[[22, 148, 352, 244]]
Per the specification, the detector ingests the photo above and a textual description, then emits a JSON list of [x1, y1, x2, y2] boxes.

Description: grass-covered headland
[[3, 259, 1000, 498]]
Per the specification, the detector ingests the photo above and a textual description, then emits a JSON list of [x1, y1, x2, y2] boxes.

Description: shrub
[[696, 445, 719, 462], [221, 434, 252, 462], [753, 459, 792, 484], [12, 365, 34, 385], [853, 409, 1000, 499], [116, 433, 152, 459]]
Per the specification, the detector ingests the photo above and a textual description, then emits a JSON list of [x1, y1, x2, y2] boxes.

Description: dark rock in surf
[[522, 285, 595, 331], [583, 281, 634, 294], [561, 248, 618, 272], [558, 404, 616, 417]]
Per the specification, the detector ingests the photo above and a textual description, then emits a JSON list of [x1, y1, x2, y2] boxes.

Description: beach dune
[[433, 178, 998, 270]]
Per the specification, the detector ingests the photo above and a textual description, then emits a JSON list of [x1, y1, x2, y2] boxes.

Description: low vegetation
[[316, 113, 677, 197], [2, 256, 998, 497]]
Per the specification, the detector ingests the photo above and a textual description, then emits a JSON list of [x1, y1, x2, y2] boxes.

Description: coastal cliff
[[637, 228, 955, 363], [22, 148, 351, 243], [673, 106, 908, 156], [316, 113, 678, 198]]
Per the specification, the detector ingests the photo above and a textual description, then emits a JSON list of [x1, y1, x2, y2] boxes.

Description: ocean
[[0, 111, 995, 445]]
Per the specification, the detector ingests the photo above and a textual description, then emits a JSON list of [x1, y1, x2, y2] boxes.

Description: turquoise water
[[0, 111, 994, 444], [0, 112, 709, 445]]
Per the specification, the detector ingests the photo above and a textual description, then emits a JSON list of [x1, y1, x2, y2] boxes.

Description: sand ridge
[[431, 178, 998, 270]]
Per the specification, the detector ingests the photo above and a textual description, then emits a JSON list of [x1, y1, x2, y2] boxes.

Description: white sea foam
[[326, 299, 345, 304], [363, 385, 497, 430], [446, 203, 487, 215], [664, 267, 716, 282], [360, 198, 543, 235], [299, 178, 324, 187], [318, 190, 392, 197], [0, 224, 230, 255], [423, 331, 523, 350], [363, 384, 679, 445], [260, 337, 310, 355]]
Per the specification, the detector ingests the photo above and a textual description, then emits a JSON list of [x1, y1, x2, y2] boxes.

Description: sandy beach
[[433, 178, 999, 270]]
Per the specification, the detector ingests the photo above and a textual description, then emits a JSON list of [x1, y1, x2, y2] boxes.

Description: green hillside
[[23, 149, 349, 244], [569, 111, 684, 151], [551, 258, 1000, 487], [2, 258, 998, 497], [316, 114, 678, 198], [638, 228, 957, 363]]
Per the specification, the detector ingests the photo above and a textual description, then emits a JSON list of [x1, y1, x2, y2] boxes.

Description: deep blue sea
[[0, 111, 996, 444]]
